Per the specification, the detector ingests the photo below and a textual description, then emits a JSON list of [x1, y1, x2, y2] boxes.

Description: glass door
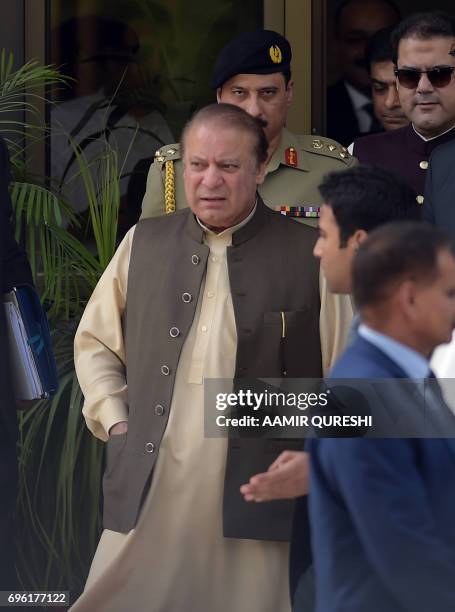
[[24, 0, 316, 233], [47, 0, 268, 234]]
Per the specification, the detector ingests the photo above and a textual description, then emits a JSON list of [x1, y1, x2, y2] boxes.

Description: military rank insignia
[[285, 147, 298, 167], [269, 45, 282, 64], [278, 206, 320, 218]]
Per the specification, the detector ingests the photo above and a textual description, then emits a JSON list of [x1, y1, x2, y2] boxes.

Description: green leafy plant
[[0, 50, 121, 598]]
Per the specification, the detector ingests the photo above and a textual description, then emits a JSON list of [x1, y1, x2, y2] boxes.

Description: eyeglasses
[[394, 66, 455, 89]]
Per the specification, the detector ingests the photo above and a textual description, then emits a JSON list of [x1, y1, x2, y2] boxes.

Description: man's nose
[[244, 95, 262, 119], [202, 164, 223, 188], [416, 72, 434, 94], [385, 85, 401, 109], [313, 239, 322, 258]]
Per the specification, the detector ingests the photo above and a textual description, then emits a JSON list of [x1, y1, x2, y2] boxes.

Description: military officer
[[140, 29, 357, 225], [352, 12, 455, 208]]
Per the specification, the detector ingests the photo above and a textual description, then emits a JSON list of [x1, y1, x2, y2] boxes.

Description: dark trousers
[[0, 428, 18, 591], [292, 566, 316, 612]]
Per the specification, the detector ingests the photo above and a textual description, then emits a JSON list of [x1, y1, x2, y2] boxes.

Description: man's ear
[[356, 229, 368, 245], [397, 280, 418, 318], [216, 87, 223, 103], [347, 229, 368, 251], [256, 161, 267, 185]]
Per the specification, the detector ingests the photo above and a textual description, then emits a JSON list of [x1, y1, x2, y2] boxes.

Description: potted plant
[[1, 49, 121, 601]]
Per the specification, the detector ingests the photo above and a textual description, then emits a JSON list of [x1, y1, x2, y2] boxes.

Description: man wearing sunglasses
[[353, 12, 455, 209]]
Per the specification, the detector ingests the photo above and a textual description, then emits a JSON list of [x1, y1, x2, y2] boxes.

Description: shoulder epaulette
[[154, 143, 181, 166], [299, 135, 352, 164]]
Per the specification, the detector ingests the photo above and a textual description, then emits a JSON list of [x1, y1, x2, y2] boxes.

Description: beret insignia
[[269, 45, 282, 64]]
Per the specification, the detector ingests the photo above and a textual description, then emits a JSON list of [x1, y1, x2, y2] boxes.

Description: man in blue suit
[[308, 221, 455, 612]]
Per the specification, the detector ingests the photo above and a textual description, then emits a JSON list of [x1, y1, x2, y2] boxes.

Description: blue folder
[[4, 284, 58, 399]]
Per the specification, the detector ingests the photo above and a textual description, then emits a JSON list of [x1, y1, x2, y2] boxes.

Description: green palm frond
[[5, 49, 122, 598], [0, 51, 65, 93], [64, 137, 121, 269], [10, 181, 103, 318], [0, 49, 67, 146]]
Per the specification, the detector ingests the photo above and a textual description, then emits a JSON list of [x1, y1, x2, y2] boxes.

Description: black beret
[[210, 30, 292, 89]]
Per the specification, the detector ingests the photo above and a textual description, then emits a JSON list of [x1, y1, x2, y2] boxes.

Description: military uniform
[[353, 123, 455, 207], [140, 29, 356, 224], [140, 128, 356, 226]]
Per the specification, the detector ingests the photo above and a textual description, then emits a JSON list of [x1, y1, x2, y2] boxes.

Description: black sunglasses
[[394, 66, 455, 89]]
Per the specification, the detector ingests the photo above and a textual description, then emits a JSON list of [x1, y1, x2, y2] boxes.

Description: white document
[[4, 293, 44, 400]]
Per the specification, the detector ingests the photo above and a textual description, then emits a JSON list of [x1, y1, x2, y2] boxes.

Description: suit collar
[[232, 196, 271, 245], [350, 335, 409, 378], [185, 195, 270, 246], [405, 123, 455, 155], [186, 209, 205, 243], [358, 324, 429, 379]]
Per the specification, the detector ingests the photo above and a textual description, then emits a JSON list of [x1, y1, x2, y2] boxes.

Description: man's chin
[[324, 277, 349, 296], [197, 211, 228, 230], [382, 117, 409, 131], [412, 107, 442, 126], [194, 201, 227, 219]]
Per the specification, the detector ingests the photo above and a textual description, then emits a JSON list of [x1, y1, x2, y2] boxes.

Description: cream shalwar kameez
[[73, 209, 352, 612]]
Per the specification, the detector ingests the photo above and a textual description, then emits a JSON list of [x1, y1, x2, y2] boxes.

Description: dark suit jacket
[[423, 138, 455, 244], [326, 80, 362, 147], [354, 123, 455, 202], [0, 137, 33, 441], [307, 335, 455, 612]]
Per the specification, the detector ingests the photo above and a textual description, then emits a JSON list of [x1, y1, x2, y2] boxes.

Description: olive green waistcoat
[[103, 199, 322, 538]]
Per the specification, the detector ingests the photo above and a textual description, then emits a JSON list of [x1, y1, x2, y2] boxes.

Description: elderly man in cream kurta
[[73, 104, 352, 612]]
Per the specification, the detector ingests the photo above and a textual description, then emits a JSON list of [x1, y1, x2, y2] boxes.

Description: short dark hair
[[181, 103, 268, 167], [366, 26, 395, 73], [334, 0, 401, 35], [352, 221, 451, 309], [391, 11, 455, 65], [319, 165, 420, 246]]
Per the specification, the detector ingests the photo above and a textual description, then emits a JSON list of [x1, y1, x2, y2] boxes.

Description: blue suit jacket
[[308, 335, 455, 612]]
